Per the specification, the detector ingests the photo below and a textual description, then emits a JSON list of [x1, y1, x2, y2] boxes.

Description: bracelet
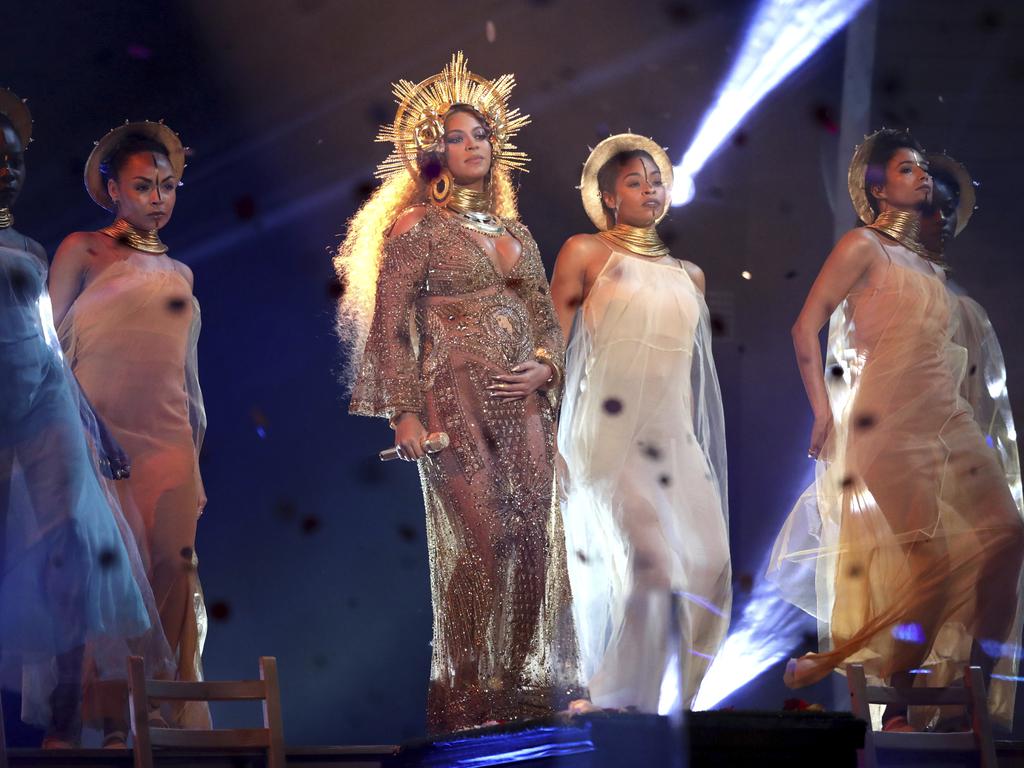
[[389, 411, 418, 430], [534, 347, 563, 391]]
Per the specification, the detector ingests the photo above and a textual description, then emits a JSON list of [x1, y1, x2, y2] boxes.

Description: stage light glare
[[672, 172, 696, 206], [741, 270, 752, 280], [671, 0, 869, 207], [693, 570, 810, 711]]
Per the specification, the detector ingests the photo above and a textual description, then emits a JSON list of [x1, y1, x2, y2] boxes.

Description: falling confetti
[[811, 103, 838, 134], [602, 398, 623, 415], [326, 275, 346, 300], [853, 412, 877, 430], [166, 296, 188, 313], [485, 20, 497, 43], [98, 548, 119, 569], [641, 443, 663, 461], [233, 195, 256, 221], [209, 601, 232, 622]]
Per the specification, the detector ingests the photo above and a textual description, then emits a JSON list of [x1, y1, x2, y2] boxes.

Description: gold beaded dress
[[349, 205, 583, 733]]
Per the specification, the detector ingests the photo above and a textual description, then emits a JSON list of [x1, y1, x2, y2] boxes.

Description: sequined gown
[[350, 206, 583, 733], [58, 252, 210, 728], [558, 250, 731, 712], [769, 241, 1024, 728], [0, 243, 158, 727]]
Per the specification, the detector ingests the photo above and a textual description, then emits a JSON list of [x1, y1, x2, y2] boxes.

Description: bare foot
[[881, 715, 915, 732], [567, 699, 602, 715], [102, 730, 129, 749]]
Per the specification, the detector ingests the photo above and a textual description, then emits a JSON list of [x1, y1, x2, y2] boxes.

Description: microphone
[[379, 431, 450, 462]]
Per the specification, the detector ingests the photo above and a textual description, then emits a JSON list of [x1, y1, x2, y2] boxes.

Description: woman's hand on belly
[[488, 359, 553, 400]]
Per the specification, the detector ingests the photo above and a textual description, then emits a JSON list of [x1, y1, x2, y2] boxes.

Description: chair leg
[[847, 665, 876, 768], [966, 665, 998, 768], [260, 657, 286, 768], [127, 656, 154, 768]]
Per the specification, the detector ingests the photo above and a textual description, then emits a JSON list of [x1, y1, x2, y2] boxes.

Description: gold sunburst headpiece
[[374, 51, 531, 182]]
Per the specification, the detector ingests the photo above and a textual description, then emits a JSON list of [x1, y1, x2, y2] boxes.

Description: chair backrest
[[128, 655, 285, 768], [847, 664, 997, 768]]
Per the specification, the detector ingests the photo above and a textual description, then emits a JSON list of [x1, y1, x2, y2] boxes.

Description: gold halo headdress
[[847, 128, 928, 225], [579, 133, 673, 231], [374, 51, 531, 188], [926, 152, 976, 237], [0, 87, 33, 148], [85, 120, 186, 212], [847, 129, 887, 225]]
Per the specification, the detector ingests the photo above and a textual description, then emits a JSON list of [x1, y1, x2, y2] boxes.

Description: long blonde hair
[[334, 160, 520, 390]]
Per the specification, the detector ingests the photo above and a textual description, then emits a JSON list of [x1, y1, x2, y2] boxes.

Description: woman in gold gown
[[335, 53, 583, 733]]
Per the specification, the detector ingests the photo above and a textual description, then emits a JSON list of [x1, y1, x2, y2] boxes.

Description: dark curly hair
[[864, 129, 924, 215], [99, 133, 171, 185]]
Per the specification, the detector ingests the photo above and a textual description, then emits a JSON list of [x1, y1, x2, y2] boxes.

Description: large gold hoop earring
[[430, 169, 454, 206]]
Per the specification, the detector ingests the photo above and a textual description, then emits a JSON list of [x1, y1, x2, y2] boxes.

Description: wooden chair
[[847, 663, 997, 768], [127, 655, 285, 768]]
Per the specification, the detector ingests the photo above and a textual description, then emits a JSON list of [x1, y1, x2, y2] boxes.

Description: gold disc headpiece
[[0, 87, 33, 147], [85, 120, 186, 212], [926, 152, 976, 237], [579, 133, 673, 231], [374, 51, 531, 182], [847, 129, 888, 225]]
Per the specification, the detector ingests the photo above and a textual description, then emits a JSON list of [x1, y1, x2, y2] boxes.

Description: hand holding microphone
[[381, 413, 450, 462]]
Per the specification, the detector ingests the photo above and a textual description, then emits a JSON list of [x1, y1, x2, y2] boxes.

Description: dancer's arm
[[550, 234, 603, 343], [792, 230, 877, 458], [48, 232, 92, 327]]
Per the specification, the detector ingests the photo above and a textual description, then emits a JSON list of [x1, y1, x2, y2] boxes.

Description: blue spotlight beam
[[693, 571, 810, 711], [672, 0, 870, 206]]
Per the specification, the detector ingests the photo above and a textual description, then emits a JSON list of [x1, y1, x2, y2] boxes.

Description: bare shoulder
[[387, 204, 429, 239], [53, 231, 104, 269], [835, 226, 883, 257], [827, 226, 885, 271], [172, 258, 194, 288], [557, 233, 610, 263], [680, 260, 706, 293]]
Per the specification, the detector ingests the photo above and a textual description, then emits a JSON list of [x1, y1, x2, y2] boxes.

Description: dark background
[[4, 0, 1023, 746]]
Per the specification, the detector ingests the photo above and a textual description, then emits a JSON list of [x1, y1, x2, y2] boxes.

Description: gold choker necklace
[[867, 210, 946, 268], [597, 223, 670, 259], [99, 218, 168, 254], [0, 208, 12, 229], [445, 184, 506, 238]]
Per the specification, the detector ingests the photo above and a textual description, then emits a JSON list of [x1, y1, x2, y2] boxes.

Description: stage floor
[[5, 712, 1024, 767]]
